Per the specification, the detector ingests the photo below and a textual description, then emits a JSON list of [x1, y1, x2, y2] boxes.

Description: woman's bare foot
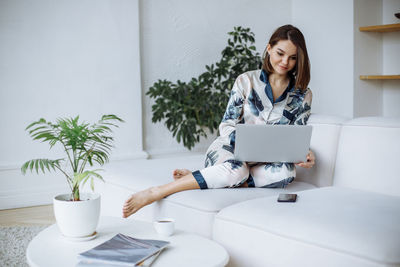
[[122, 187, 161, 218], [123, 174, 200, 218], [172, 169, 191, 180]]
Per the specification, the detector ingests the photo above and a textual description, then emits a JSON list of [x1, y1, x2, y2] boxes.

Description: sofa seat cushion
[[101, 154, 316, 237], [213, 187, 400, 267], [157, 182, 315, 238], [104, 154, 316, 213], [164, 182, 315, 213]]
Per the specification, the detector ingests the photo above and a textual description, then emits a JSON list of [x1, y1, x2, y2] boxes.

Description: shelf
[[359, 23, 400, 32], [359, 75, 400, 80]]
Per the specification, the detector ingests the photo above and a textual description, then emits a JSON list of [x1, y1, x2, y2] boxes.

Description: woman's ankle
[[148, 186, 164, 201]]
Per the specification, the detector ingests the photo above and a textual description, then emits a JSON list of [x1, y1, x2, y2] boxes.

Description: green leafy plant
[[147, 26, 261, 150], [21, 115, 124, 201]]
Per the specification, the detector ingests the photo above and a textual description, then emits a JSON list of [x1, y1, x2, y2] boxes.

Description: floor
[[0, 205, 55, 226]]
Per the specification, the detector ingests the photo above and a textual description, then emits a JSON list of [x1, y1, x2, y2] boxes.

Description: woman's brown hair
[[262, 24, 310, 91]]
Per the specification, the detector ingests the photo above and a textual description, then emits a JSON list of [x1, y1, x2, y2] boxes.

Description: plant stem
[[54, 164, 73, 193], [78, 143, 96, 173], [73, 149, 78, 173], [59, 139, 76, 173], [73, 185, 80, 201]]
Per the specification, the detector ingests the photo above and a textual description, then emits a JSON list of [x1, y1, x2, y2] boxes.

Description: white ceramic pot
[[53, 193, 101, 238]]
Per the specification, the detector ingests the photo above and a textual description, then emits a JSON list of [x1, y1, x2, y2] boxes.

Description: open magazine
[[76, 233, 170, 266]]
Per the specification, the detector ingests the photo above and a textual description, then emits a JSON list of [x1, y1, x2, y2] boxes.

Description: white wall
[[352, 0, 400, 117], [382, 0, 400, 116], [292, 0, 355, 118], [293, 0, 400, 118], [353, 0, 383, 117], [140, 0, 293, 156], [0, 0, 145, 209]]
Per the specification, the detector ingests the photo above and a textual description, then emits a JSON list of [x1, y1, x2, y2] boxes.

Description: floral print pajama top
[[192, 69, 312, 189]]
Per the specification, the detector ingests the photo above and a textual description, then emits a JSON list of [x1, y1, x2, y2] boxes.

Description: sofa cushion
[[100, 154, 316, 237], [103, 154, 315, 212], [162, 182, 314, 213], [104, 153, 205, 189], [155, 181, 315, 238], [213, 186, 400, 267], [333, 117, 400, 196], [296, 114, 348, 187]]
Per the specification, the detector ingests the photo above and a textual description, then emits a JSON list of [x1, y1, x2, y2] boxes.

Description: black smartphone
[[277, 193, 297, 202]]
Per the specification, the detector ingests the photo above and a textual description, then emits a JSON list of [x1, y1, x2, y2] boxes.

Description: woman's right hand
[[295, 149, 315, 169]]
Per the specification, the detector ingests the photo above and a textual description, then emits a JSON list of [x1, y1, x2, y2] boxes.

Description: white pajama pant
[[192, 139, 296, 189]]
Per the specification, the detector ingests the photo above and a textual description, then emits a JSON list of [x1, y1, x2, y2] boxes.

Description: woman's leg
[[123, 158, 249, 218], [123, 138, 248, 218], [123, 150, 248, 217], [250, 162, 296, 188], [195, 138, 249, 189], [195, 159, 249, 189], [122, 173, 200, 218]]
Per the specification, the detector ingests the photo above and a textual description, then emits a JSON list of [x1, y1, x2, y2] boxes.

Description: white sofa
[[98, 115, 400, 267]]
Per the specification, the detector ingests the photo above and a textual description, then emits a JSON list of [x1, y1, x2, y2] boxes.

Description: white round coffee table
[[27, 216, 229, 267]]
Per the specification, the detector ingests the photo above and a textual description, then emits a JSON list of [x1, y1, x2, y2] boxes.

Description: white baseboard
[[0, 184, 69, 210]]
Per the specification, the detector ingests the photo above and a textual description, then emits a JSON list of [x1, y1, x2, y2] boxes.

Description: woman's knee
[[199, 159, 249, 188], [222, 159, 249, 187]]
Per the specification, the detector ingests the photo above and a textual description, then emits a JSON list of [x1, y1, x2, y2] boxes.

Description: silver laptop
[[234, 124, 312, 163]]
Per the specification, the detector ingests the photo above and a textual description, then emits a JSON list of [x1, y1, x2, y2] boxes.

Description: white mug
[[153, 218, 175, 237]]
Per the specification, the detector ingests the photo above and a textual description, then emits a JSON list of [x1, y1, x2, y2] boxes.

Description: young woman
[[123, 24, 315, 218]]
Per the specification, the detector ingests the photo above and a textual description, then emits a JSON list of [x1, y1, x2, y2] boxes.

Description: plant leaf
[[146, 26, 260, 150]]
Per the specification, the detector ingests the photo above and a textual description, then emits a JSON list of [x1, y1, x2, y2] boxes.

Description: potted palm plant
[[21, 114, 123, 238]]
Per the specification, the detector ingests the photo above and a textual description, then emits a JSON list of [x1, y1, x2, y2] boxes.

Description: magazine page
[[137, 249, 164, 266], [77, 234, 169, 266], [76, 250, 163, 267]]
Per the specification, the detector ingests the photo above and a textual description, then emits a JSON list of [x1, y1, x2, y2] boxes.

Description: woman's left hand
[[295, 149, 315, 169]]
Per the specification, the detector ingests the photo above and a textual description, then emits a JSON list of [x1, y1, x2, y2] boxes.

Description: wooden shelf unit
[[359, 23, 400, 32], [359, 75, 400, 80], [359, 23, 400, 80]]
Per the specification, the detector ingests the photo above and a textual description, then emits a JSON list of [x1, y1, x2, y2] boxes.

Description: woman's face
[[267, 40, 297, 76]]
